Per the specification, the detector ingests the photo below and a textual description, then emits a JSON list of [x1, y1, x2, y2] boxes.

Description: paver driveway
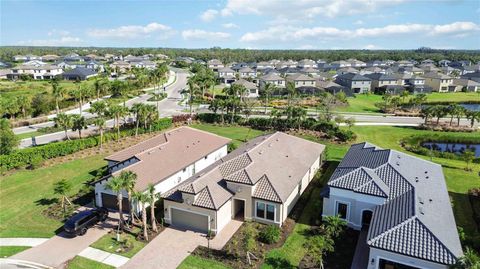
[[122, 220, 242, 269], [11, 215, 116, 268]]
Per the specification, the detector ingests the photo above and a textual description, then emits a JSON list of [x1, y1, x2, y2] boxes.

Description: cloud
[[18, 36, 82, 46], [222, 23, 239, 29], [215, 0, 405, 19], [240, 21, 480, 43], [182, 29, 231, 41], [364, 44, 381, 50], [47, 29, 70, 37], [200, 9, 218, 22], [354, 20, 364, 25], [87, 22, 174, 39]]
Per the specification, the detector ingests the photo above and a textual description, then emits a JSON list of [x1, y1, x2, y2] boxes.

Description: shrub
[[259, 225, 281, 244], [336, 129, 357, 142], [172, 114, 195, 123], [227, 142, 238, 153]]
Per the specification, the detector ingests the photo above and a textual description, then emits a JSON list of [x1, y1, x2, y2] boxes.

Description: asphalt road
[[18, 69, 188, 148]]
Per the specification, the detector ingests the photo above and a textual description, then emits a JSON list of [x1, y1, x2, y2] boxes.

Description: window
[[256, 202, 265, 218], [336, 202, 348, 219], [266, 204, 275, 220]]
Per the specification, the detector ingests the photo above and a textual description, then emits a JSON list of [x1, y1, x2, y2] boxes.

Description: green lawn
[[90, 229, 147, 258], [178, 255, 231, 269], [0, 154, 107, 237], [335, 92, 480, 114], [191, 124, 265, 148], [15, 131, 44, 140], [67, 256, 113, 269], [0, 80, 96, 99], [0, 246, 30, 258]]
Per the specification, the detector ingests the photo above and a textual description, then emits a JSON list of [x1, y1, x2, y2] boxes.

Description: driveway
[[11, 216, 116, 269], [121, 220, 242, 269]]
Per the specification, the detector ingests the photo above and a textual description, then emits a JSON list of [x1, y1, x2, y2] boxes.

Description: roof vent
[[286, 155, 289, 158], [259, 150, 263, 155], [396, 161, 400, 166], [425, 176, 429, 179], [425, 171, 428, 174], [419, 207, 425, 215], [419, 197, 424, 204], [429, 198, 433, 202]]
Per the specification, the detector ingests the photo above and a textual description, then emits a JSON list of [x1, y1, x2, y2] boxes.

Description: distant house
[[162, 132, 325, 235], [23, 60, 46, 67], [335, 73, 371, 93], [13, 55, 27, 62], [232, 79, 258, 98], [9, 64, 63, 80], [317, 80, 352, 96], [366, 60, 387, 67], [130, 60, 156, 69], [461, 71, 480, 83], [438, 60, 451, 67], [322, 142, 463, 269], [238, 66, 257, 79], [365, 73, 398, 93], [110, 61, 131, 73], [64, 53, 84, 62], [360, 66, 386, 75], [207, 59, 224, 71], [330, 60, 351, 69], [450, 79, 480, 92], [297, 59, 317, 69], [256, 61, 274, 71], [259, 72, 285, 89], [405, 75, 432, 94], [217, 67, 236, 84], [42, 54, 60, 62], [337, 67, 359, 75], [286, 73, 316, 88], [421, 59, 435, 65], [63, 67, 97, 81], [346, 58, 366, 68], [423, 72, 453, 92], [393, 60, 414, 67]]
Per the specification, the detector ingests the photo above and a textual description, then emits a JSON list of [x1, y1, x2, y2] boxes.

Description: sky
[[1, 0, 479, 49]]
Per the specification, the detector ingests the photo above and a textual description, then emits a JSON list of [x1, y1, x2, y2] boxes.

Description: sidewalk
[[0, 238, 49, 247], [79, 247, 129, 268]]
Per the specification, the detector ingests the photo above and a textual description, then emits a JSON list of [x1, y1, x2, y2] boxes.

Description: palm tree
[[187, 77, 200, 116], [286, 81, 296, 106], [400, 90, 410, 103], [431, 105, 448, 125], [93, 117, 106, 149], [304, 235, 334, 269], [72, 115, 87, 139], [89, 100, 108, 117], [132, 191, 149, 241], [323, 215, 347, 238], [465, 110, 480, 128], [54, 113, 73, 140], [53, 179, 72, 214], [119, 171, 137, 224], [93, 78, 107, 100], [147, 184, 158, 233], [105, 176, 126, 231], [145, 104, 158, 132], [456, 106, 466, 126], [263, 83, 276, 114], [130, 103, 145, 136], [108, 104, 129, 140], [463, 150, 475, 171], [420, 106, 433, 125], [17, 95, 31, 118], [51, 78, 65, 115], [447, 104, 462, 126]]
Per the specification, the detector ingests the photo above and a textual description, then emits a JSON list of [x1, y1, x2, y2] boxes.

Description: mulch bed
[[417, 123, 477, 132], [192, 219, 295, 268]]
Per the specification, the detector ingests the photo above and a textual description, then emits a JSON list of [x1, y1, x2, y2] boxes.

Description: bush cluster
[[259, 225, 281, 244], [0, 118, 172, 172]]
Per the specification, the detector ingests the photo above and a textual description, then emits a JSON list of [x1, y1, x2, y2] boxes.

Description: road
[[18, 69, 188, 148]]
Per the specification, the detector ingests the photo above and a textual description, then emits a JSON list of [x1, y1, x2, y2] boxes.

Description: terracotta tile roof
[[252, 176, 282, 203]]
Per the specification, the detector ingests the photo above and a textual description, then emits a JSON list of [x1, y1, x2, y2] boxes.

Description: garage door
[[101, 193, 130, 212], [171, 208, 209, 233]]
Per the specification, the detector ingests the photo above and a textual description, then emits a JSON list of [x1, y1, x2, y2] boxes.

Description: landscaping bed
[[90, 226, 151, 258]]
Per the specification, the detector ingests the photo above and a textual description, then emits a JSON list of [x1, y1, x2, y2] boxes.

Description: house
[[57, 61, 77, 70], [405, 75, 432, 94], [231, 62, 250, 72], [238, 66, 257, 79], [260, 72, 285, 88], [347, 58, 366, 68], [162, 132, 325, 234], [316, 80, 352, 96], [25, 54, 41, 61], [9, 64, 63, 80], [335, 73, 371, 94], [461, 71, 480, 83], [64, 53, 84, 62], [63, 67, 97, 81], [360, 66, 386, 75], [421, 59, 435, 65], [438, 60, 451, 67], [124, 55, 145, 62], [130, 60, 156, 69], [0, 69, 11, 79], [232, 79, 258, 98], [366, 60, 387, 67], [110, 61, 131, 73], [217, 67, 236, 84], [322, 142, 462, 269], [286, 73, 316, 88], [207, 59, 224, 71], [423, 72, 453, 92], [13, 55, 27, 62], [256, 61, 274, 71], [337, 67, 359, 75], [42, 54, 60, 62], [393, 60, 414, 67], [365, 73, 398, 93], [23, 60, 47, 67], [450, 79, 480, 92], [330, 60, 351, 69], [93, 127, 230, 212], [393, 73, 411, 86], [297, 59, 317, 69], [85, 61, 103, 71]]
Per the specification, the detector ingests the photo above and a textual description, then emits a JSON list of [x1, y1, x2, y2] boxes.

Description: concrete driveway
[[122, 220, 242, 269], [11, 216, 116, 269]]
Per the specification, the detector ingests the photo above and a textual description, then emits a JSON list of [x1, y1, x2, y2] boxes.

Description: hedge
[[0, 118, 173, 171]]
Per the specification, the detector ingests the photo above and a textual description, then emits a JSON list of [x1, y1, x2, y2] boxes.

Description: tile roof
[[253, 175, 282, 203], [108, 127, 230, 191], [328, 142, 463, 265]]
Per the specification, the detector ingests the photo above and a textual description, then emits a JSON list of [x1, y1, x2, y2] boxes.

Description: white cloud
[[215, 0, 405, 19], [18, 36, 82, 46], [240, 22, 480, 43], [87, 22, 174, 39], [200, 9, 219, 22], [354, 20, 364, 25], [182, 29, 231, 41], [364, 44, 380, 50], [222, 23, 239, 29]]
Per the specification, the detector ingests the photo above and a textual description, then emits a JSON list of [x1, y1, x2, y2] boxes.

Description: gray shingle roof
[[328, 142, 463, 265]]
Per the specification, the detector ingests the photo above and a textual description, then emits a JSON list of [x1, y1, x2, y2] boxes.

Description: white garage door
[[171, 208, 209, 233]]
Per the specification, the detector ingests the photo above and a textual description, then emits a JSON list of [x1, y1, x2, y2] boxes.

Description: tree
[[400, 90, 410, 103], [93, 117, 106, 149], [462, 150, 475, 171], [4, 97, 20, 120], [465, 110, 480, 128], [345, 117, 356, 129], [452, 247, 480, 269], [54, 113, 73, 140], [132, 191, 149, 241], [447, 104, 463, 126], [420, 106, 433, 125], [263, 83, 276, 114], [93, 78, 107, 100], [108, 104, 129, 140], [70, 84, 90, 115], [304, 235, 334, 269], [323, 215, 347, 238], [51, 78, 65, 115], [455, 106, 466, 126], [0, 119, 19, 154], [72, 115, 87, 139], [17, 95, 31, 118], [147, 184, 158, 233], [411, 93, 427, 111], [118, 171, 137, 225], [106, 176, 126, 231], [131, 103, 146, 136], [53, 179, 72, 214], [187, 77, 200, 116], [317, 93, 336, 122], [286, 81, 296, 106], [431, 105, 448, 125]]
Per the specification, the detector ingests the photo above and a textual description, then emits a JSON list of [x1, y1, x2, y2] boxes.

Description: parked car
[[63, 208, 108, 236]]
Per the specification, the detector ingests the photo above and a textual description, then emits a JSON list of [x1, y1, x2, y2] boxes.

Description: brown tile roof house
[[108, 127, 230, 191], [162, 132, 325, 234]]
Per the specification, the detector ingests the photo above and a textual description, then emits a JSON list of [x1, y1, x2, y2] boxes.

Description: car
[[63, 208, 108, 236]]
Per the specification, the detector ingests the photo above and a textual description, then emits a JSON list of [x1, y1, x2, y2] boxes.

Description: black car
[[64, 208, 108, 236]]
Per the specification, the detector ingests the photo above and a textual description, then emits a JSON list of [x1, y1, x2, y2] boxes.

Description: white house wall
[[322, 187, 385, 230], [216, 200, 232, 233], [368, 247, 448, 269]]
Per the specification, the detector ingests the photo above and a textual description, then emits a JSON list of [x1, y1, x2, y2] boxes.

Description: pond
[[422, 142, 480, 157], [461, 103, 480, 111]]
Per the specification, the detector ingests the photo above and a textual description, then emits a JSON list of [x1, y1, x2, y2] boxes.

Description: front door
[[233, 199, 245, 221], [362, 210, 373, 228]]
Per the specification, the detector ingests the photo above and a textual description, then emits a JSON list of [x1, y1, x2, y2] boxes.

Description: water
[[422, 142, 480, 157], [461, 103, 480, 111]]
